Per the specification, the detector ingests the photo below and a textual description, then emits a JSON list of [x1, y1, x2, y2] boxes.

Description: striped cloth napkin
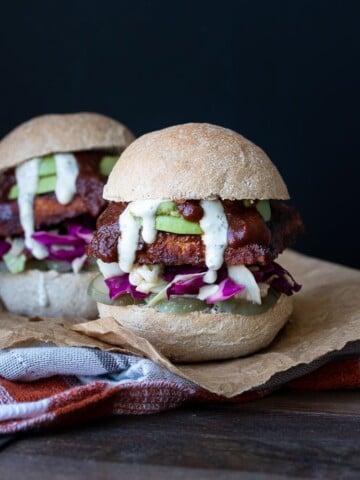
[[0, 346, 359, 434]]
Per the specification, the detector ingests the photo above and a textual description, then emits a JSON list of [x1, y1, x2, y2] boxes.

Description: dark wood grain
[[1, 391, 360, 480]]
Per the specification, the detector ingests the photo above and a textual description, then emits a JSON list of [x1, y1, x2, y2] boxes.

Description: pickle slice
[[213, 289, 280, 316], [151, 296, 207, 314]]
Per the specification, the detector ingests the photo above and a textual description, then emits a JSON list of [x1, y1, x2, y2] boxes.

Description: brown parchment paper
[[1, 250, 359, 397]]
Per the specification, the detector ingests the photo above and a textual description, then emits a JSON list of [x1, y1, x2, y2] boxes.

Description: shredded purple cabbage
[[163, 265, 206, 282], [47, 245, 86, 262], [32, 231, 84, 246], [253, 261, 301, 295], [204, 278, 245, 304], [104, 261, 301, 303], [67, 224, 93, 244], [0, 239, 11, 259], [105, 275, 147, 300], [31, 223, 94, 264], [166, 274, 206, 298]]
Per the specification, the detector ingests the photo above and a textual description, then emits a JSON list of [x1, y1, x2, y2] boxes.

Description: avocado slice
[[40, 154, 119, 178], [154, 201, 201, 234], [256, 200, 271, 221], [39, 155, 56, 176], [155, 215, 203, 234], [9, 175, 57, 200], [156, 201, 179, 216], [243, 199, 271, 221], [99, 156, 118, 177]]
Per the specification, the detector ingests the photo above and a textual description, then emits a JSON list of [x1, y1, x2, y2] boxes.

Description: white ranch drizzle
[[15, 158, 48, 259], [97, 259, 125, 279], [199, 200, 228, 280], [54, 153, 79, 204], [118, 200, 163, 272]]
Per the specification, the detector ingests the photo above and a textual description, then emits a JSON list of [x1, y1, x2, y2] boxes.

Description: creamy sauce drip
[[118, 198, 229, 279], [199, 200, 228, 275], [15, 158, 48, 259], [54, 153, 79, 204], [129, 264, 166, 293], [97, 259, 124, 279], [15, 154, 80, 261], [118, 200, 162, 272], [204, 269, 217, 284]]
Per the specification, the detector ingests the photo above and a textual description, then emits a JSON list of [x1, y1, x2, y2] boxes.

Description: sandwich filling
[[87, 199, 304, 315], [0, 152, 118, 274]]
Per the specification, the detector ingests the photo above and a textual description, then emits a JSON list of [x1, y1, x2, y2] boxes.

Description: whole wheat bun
[[104, 123, 289, 201], [0, 270, 98, 319], [97, 294, 292, 362], [0, 112, 135, 171]]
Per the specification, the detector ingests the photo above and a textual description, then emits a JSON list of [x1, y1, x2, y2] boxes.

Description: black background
[[0, 1, 359, 267]]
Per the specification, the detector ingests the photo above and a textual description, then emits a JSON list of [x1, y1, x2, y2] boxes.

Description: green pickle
[[151, 296, 207, 314], [214, 289, 279, 316]]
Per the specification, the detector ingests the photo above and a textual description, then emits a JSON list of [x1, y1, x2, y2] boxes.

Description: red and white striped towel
[[0, 346, 359, 434]]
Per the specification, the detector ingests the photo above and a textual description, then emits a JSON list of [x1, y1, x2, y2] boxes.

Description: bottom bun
[[98, 294, 293, 362], [0, 269, 98, 319]]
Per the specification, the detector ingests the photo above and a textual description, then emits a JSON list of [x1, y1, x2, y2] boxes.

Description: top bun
[[104, 123, 289, 201], [0, 112, 135, 171]]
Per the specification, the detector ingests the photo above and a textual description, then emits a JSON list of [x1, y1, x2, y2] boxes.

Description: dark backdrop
[[1, 0, 359, 267]]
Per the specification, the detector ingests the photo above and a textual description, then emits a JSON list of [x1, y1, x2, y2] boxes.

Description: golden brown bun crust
[[0, 113, 135, 171], [0, 270, 98, 319], [104, 123, 289, 201], [97, 294, 292, 362]]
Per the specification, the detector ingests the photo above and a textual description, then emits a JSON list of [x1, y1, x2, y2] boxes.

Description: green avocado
[[38, 155, 56, 176], [99, 155, 118, 177], [155, 215, 203, 234], [256, 200, 271, 222], [243, 199, 271, 221], [9, 154, 118, 201], [9, 175, 57, 200], [156, 201, 179, 216]]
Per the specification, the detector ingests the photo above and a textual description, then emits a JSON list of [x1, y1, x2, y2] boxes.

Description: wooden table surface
[[1, 390, 359, 479]]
